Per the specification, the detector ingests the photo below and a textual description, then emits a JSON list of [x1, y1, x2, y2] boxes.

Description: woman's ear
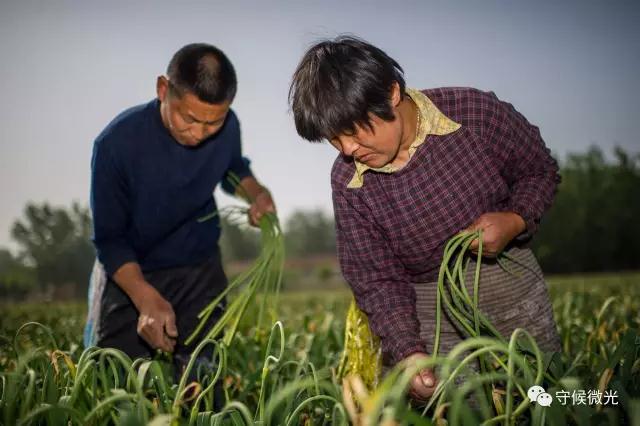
[[389, 81, 402, 108]]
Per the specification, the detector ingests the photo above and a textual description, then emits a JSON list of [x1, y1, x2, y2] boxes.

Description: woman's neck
[[389, 96, 420, 169]]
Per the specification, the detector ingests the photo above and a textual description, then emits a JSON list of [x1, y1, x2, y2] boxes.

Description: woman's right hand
[[403, 352, 438, 402]]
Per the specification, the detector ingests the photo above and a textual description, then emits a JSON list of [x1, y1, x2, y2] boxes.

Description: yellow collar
[[347, 88, 462, 189]]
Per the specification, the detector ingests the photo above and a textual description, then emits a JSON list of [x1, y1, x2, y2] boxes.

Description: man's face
[[156, 76, 231, 147], [329, 112, 403, 168]]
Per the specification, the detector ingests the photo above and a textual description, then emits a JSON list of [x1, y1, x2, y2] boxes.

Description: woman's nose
[[341, 137, 360, 156]]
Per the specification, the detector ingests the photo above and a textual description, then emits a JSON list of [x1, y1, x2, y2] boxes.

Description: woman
[[288, 36, 561, 401]]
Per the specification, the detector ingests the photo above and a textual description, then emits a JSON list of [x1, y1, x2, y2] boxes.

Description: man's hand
[[463, 212, 526, 257], [403, 352, 438, 403], [132, 284, 178, 353], [112, 262, 178, 353], [235, 176, 276, 227], [248, 189, 276, 227]]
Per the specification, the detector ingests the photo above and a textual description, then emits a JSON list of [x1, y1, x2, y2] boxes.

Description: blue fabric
[[90, 99, 253, 276]]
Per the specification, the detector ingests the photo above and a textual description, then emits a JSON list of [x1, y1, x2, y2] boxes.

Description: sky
[[0, 0, 639, 250]]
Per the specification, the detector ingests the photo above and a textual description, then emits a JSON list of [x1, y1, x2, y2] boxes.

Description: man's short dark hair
[[289, 36, 406, 142], [167, 43, 237, 104]]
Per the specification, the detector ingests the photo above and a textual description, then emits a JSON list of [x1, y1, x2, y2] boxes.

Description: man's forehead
[[175, 92, 231, 122]]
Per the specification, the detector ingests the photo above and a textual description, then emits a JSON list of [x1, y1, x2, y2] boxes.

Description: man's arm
[[217, 113, 275, 226], [237, 176, 276, 226], [112, 262, 177, 353], [91, 139, 177, 352]]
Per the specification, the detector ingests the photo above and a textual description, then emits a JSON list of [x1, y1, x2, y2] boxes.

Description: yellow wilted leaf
[[337, 298, 382, 390], [50, 349, 76, 379]]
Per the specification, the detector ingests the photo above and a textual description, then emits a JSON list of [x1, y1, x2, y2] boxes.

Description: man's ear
[[156, 76, 169, 101], [389, 81, 402, 108]]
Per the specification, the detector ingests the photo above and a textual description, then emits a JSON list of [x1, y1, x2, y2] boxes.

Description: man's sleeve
[[333, 188, 426, 365], [484, 92, 561, 240], [221, 115, 254, 195], [90, 140, 137, 277]]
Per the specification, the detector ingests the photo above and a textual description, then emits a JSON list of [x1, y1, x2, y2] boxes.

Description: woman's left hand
[[463, 212, 526, 257]]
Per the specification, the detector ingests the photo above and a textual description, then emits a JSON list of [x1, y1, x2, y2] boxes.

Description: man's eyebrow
[[186, 112, 226, 125]]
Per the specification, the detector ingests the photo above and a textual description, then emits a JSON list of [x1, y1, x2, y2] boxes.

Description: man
[[86, 43, 275, 374], [289, 36, 561, 402]]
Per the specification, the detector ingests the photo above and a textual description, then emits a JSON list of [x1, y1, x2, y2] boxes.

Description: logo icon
[[528, 385, 553, 407]]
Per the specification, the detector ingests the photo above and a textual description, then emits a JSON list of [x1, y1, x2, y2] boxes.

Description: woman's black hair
[[289, 36, 405, 142]]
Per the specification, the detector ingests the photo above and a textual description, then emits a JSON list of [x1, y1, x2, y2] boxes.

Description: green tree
[[533, 146, 640, 273], [0, 248, 36, 300], [219, 216, 260, 262], [10, 202, 94, 296], [284, 209, 336, 257]]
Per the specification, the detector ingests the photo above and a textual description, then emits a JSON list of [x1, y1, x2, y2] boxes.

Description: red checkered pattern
[[331, 87, 561, 365]]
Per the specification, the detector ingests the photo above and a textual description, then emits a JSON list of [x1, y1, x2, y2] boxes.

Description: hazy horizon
[[1, 0, 639, 251]]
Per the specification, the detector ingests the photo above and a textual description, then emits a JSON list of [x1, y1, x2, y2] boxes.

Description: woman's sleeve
[[484, 92, 561, 239], [333, 187, 427, 365]]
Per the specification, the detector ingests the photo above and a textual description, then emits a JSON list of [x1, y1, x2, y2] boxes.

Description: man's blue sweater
[[90, 99, 253, 277]]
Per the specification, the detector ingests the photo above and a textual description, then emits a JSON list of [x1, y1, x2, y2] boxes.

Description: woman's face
[[327, 82, 408, 168], [328, 113, 404, 168]]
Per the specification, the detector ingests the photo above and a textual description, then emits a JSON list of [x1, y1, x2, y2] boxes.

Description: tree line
[[0, 146, 638, 300]]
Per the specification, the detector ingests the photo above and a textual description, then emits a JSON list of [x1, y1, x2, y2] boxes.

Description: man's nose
[[190, 125, 206, 141]]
